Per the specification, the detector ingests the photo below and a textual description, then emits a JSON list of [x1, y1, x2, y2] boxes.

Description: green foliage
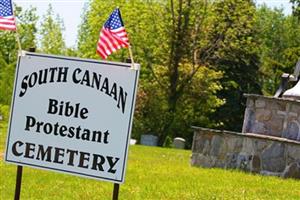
[[0, 6, 38, 106], [0, 31, 16, 65], [256, 5, 300, 95], [0, 6, 37, 65], [163, 136, 173, 148], [39, 4, 66, 55], [132, 65, 223, 147], [0, 60, 15, 105], [207, 0, 262, 131], [291, 0, 300, 19], [17, 6, 38, 51]]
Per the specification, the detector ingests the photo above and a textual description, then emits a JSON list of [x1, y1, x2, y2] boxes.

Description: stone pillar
[[242, 94, 300, 141]]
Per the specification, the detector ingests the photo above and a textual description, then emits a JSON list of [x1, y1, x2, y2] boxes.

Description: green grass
[[1, 120, 300, 199]]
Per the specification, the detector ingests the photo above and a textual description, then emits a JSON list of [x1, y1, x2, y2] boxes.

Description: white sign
[[5, 52, 139, 183]]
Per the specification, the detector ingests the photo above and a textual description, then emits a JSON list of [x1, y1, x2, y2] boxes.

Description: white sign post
[[5, 52, 139, 185]]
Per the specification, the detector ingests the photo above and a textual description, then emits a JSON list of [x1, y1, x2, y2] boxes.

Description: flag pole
[[15, 30, 22, 51], [13, 3, 22, 51], [128, 46, 135, 69]]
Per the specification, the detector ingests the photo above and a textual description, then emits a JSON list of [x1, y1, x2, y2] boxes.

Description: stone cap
[[174, 137, 186, 142], [244, 93, 300, 104], [191, 126, 300, 146]]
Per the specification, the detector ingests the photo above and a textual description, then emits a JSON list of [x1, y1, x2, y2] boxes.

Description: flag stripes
[[96, 9, 129, 59], [0, 16, 16, 30]]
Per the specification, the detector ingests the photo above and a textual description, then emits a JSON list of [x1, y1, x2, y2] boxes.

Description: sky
[[14, 0, 293, 48]]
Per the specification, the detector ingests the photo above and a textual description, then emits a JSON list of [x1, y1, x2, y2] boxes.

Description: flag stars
[[105, 10, 123, 30], [0, 0, 16, 31], [0, 0, 13, 16]]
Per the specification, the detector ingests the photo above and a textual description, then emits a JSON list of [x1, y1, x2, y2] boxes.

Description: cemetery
[[0, 0, 300, 199]]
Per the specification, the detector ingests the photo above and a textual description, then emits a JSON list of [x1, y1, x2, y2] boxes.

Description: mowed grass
[[1, 121, 300, 199]]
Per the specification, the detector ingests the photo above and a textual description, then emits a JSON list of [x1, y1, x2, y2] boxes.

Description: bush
[[163, 136, 173, 148]]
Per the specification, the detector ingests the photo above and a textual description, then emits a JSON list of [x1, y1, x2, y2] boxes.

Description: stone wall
[[243, 94, 300, 141], [191, 127, 300, 178]]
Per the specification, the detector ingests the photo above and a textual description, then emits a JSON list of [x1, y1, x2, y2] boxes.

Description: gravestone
[[130, 139, 137, 145], [140, 134, 158, 146], [173, 137, 185, 149]]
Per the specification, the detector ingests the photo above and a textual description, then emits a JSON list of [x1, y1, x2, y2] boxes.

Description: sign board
[[5, 52, 139, 183]]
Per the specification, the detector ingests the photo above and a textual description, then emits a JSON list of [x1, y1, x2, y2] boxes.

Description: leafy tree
[[39, 4, 66, 55], [256, 5, 300, 95], [77, 2, 91, 57], [77, 0, 224, 145], [17, 6, 38, 51], [207, 0, 262, 131], [291, 0, 300, 19], [0, 31, 16, 65], [133, 65, 224, 146]]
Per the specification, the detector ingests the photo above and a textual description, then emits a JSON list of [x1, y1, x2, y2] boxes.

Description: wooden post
[[112, 183, 120, 200], [14, 166, 23, 200]]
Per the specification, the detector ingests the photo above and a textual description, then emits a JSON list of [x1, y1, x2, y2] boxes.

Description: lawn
[[1, 120, 300, 200]]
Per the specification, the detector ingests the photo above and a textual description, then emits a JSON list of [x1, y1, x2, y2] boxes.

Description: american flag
[[96, 8, 129, 59], [0, 0, 16, 31]]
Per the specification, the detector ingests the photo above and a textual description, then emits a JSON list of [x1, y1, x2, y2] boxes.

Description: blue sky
[[14, 0, 293, 48]]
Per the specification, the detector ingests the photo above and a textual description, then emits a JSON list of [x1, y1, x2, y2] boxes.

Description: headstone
[[173, 137, 185, 149], [130, 139, 137, 145], [140, 134, 158, 146]]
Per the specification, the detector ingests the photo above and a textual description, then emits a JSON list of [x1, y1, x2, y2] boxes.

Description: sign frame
[[5, 52, 140, 184]]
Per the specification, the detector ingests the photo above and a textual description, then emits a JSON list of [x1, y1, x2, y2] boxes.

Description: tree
[[256, 5, 300, 95], [77, 2, 91, 57], [39, 4, 66, 55], [17, 5, 38, 51], [133, 64, 224, 147], [291, 0, 300, 19], [77, 0, 224, 145], [207, 0, 262, 131]]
